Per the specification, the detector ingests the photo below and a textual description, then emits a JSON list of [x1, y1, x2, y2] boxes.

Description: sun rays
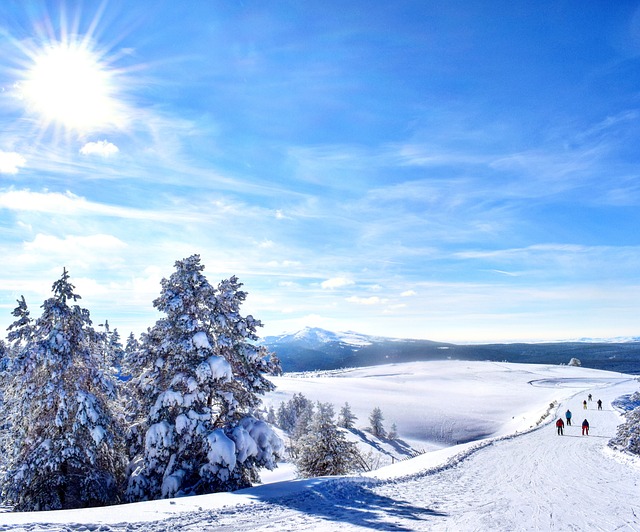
[[6, 4, 133, 142]]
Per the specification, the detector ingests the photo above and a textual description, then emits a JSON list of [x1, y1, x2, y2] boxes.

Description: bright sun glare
[[20, 41, 123, 133]]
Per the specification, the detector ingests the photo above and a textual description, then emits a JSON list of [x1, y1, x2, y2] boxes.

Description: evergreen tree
[[126, 255, 282, 501], [6, 295, 33, 346], [124, 332, 141, 365], [276, 401, 292, 432], [388, 422, 398, 440], [294, 402, 362, 478], [369, 407, 386, 438], [2, 270, 126, 511], [290, 401, 315, 459], [266, 405, 277, 425], [338, 402, 357, 429], [276, 393, 312, 433], [98, 320, 125, 371]]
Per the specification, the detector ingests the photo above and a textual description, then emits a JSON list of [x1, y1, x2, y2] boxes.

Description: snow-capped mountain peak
[[267, 327, 375, 348]]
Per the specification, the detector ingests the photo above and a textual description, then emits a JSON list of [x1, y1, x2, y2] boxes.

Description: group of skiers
[[555, 394, 602, 436]]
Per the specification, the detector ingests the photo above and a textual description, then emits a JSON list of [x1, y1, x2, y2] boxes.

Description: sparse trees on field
[[294, 401, 362, 478]]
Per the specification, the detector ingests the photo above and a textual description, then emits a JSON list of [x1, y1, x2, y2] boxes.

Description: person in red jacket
[[556, 418, 565, 435], [582, 419, 589, 435]]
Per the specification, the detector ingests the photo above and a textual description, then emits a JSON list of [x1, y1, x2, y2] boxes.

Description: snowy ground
[[1, 361, 638, 531]]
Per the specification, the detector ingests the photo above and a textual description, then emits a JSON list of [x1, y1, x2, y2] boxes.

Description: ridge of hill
[[262, 327, 640, 374]]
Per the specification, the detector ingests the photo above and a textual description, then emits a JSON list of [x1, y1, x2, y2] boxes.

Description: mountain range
[[261, 327, 640, 374]]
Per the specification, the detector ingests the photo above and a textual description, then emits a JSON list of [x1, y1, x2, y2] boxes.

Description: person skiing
[[556, 418, 565, 435], [588, 393, 592, 402], [597, 399, 602, 410], [583, 400, 588, 410], [582, 419, 589, 435], [565, 409, 572, 426]]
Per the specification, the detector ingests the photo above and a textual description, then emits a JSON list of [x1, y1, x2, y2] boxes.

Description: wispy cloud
[[0, 189, 168, 220]]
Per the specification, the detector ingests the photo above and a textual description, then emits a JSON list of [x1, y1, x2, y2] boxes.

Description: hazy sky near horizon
[[1, 1, 639, 343]]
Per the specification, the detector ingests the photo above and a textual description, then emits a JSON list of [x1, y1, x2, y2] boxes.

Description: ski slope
[[0, 362, 638, 531]]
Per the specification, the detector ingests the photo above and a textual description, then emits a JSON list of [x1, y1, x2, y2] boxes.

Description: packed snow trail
[[1, 373, 638, 531], [370, 378, 640, 531]]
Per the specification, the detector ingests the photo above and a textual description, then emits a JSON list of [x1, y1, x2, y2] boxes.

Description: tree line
[[0, 255, 282, 511]]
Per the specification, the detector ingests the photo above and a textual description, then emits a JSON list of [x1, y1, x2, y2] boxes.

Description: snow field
[[0, 361, 638, 531]]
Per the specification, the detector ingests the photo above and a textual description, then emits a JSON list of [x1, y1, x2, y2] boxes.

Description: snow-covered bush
[[568, 358, 582, 367], [126, 255, 282, 501], [1, 270, 126, 511], [609, 392, 640, 454]]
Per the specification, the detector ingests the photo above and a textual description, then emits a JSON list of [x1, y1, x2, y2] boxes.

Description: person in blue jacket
[[565, 409, 572, 426]]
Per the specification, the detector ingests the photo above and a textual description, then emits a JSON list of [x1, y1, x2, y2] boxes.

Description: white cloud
[[346, 296, 385, 305], [321, 277, 354, 290], [401, 290, 417, 297], [0, 151, 26, 174], [80, 140, 119, 157]]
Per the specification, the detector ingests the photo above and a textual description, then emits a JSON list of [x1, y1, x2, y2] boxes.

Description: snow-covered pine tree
[[98, 320, 125, 372], [6, 295, 33, 346], [0, 338, 12, 483], [369, 407, 386, 438], [2, 270, 126, 511], [119, 331, 147, 467], [278, 392, 314, 433], [120, 331, 142, 385], [289, 400, 315, 459], [338, 402, 357, 429], [294, 402, 363, 478], [126, 255, 283, 501], [124, 331, 141, 368], [609, 397, 640, 456], [266, 405, 277, 425], [0, 296, 35, 485]]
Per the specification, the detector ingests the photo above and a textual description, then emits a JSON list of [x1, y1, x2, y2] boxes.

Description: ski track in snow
[[1, 375, 639, 531]]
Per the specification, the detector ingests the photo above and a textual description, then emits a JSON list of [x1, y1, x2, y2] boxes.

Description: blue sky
[[0, 1, 639, 342]]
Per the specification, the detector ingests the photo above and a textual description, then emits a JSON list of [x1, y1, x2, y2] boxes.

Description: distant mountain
[[262, 327, 455, 372], [265, 327, 379, 348], [570, 336, 640, 343], [261, 327, 640, 374]]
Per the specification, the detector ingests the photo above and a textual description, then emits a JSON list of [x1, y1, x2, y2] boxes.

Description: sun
[[19, 40, 123, 133]]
